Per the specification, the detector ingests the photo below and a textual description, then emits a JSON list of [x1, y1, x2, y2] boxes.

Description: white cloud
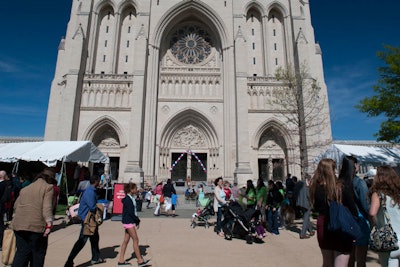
[[0, 60, 19, 73]]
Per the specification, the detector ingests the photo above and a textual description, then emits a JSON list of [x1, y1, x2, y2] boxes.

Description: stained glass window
[[170, 24, 213, 65]]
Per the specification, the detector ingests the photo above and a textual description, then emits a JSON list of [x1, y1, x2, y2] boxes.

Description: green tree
[[356, 45, 400, 143]]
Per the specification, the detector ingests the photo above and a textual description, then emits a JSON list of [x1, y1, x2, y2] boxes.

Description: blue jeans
[[216, 207, 223, 233], [300, 208, 313, 236], [12, 230, 48, 267], [66, 223, 100, 265], [267, 208, 279, 234]]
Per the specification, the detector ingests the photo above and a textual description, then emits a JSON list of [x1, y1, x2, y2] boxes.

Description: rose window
[[170, 24, 213, 65]]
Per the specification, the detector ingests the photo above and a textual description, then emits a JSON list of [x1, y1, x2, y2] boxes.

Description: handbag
[[2, 226, 16, 265], [328, 200, 362, 240], [369, 194, 399, 252], [159, 195, 165, 204]]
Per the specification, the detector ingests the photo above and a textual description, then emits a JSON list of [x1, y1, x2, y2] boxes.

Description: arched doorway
[[84, 117, 125, 182], [254, 121, 293, 181], [158, 109, 219, 183]]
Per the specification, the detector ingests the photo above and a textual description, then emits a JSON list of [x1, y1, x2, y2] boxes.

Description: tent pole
[[61, 158, 68, 198], [12, 161, 19, 174]]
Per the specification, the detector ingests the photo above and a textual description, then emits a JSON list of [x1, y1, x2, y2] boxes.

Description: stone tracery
[[170, 24, 213, 65]]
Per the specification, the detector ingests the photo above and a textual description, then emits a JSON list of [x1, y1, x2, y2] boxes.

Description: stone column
[[187, 150, 192, 182], [232, 22, 253, 185]]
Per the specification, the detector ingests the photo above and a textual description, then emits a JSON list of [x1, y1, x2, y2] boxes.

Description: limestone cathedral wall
[[45, 0, 332, 185]]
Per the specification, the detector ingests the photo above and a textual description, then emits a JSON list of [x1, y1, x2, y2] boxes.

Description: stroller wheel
[[190, 222, 196, 228], [205, 223, 209, 229]]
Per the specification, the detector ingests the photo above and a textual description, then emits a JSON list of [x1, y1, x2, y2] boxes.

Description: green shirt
[[246, 188, 256, 205], [256, 186, 268, 205]]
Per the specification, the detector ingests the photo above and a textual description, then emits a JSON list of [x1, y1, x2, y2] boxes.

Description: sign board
[[112, 183, 126, 215]]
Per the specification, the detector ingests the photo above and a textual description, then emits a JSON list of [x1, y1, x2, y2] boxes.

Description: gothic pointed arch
[[83, 116, 127, 147], [253, 119, 295, 180], [94, 0, 116, 12], [252, 119, 293, 151], [159, 109, 219, 150], [244, 1, 266, 16], [246, 5, 265, 76], [267, 1, 289, 16], [116, 0, 138, 12], [265, 3, 288, 74], [152, 1, 229, 49], [92, 3, 116, 73]]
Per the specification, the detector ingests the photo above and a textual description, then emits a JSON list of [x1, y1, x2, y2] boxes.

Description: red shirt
[[224, 187, 231, 200]]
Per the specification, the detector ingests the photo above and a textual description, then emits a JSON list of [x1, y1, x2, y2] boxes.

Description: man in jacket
[[65, 175, 105, 267], [296, 175, 315, 239]]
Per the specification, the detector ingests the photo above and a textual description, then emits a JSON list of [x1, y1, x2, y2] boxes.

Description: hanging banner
[[112, 183, 126, 215], [169, 149, 206, 173]]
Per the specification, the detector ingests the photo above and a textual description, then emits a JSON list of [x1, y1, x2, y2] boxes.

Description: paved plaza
[[33, 200, 381, 267]]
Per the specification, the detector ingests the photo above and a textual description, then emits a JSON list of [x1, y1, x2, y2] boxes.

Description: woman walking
[[340, 156, 370, 267], [118, 183, 150, 266], [369, 166, 400, 267], [162, 179, 176, 216], [310, 158, 358, 267]]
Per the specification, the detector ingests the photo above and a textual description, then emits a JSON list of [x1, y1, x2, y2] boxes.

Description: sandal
[[91, 258, 106, 265], [117, 261, 132, 266], [138, 259, 150, 267]]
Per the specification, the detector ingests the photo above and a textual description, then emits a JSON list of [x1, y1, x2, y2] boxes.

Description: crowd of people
[[310, 157, 400, 267], [208, 158, 400, 267], [1, 158, 400, 267]]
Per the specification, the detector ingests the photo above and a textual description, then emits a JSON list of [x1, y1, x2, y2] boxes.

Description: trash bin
[[136, 199, 143, 212], [97, 199, 109, 220]]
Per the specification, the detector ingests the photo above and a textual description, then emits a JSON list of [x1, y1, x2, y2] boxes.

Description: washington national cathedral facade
[[45, 0, 332, 186]]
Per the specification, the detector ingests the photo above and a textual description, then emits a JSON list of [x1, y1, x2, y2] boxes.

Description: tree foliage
[[356, 45, 400, 143]]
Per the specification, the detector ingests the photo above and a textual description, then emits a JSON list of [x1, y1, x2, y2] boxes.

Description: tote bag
[[328, 200, 362, 240], [2, 228, 16, 265]]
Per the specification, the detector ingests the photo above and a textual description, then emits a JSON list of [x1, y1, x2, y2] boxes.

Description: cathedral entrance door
[[190, 153, 207, 182], [170, 152, 207, 183], [171, 153, 187, 182]]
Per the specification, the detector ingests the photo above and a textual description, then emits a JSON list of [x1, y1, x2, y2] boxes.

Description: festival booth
[[0, 140, 109, 196], [314, 144, 400, 175]]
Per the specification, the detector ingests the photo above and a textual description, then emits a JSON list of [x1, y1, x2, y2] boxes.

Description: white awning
[[314, 144, 400, 166], [0, 141, 109, 166]]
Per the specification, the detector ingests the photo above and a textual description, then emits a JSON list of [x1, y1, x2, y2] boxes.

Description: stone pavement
[[2, 197, 381, 267], [40, 199, 381, 267]]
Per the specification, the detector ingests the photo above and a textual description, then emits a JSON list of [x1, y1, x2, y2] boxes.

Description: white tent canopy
[[314, 144, 400, 166], [0, 141, 109, 166]]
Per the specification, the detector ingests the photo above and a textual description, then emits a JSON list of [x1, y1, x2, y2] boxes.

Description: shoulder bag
[[328, 200, 362, 240], [2, 225, 16, 265], [327, 185, 362, 240], [369, 193, 399, 252]]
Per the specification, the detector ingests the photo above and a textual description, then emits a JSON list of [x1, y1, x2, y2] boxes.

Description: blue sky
[[0, 1, 399, 141]]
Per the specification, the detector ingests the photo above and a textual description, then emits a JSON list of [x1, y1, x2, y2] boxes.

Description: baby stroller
[[190, 198, 215, 228], [222, 201, 262, 244]]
